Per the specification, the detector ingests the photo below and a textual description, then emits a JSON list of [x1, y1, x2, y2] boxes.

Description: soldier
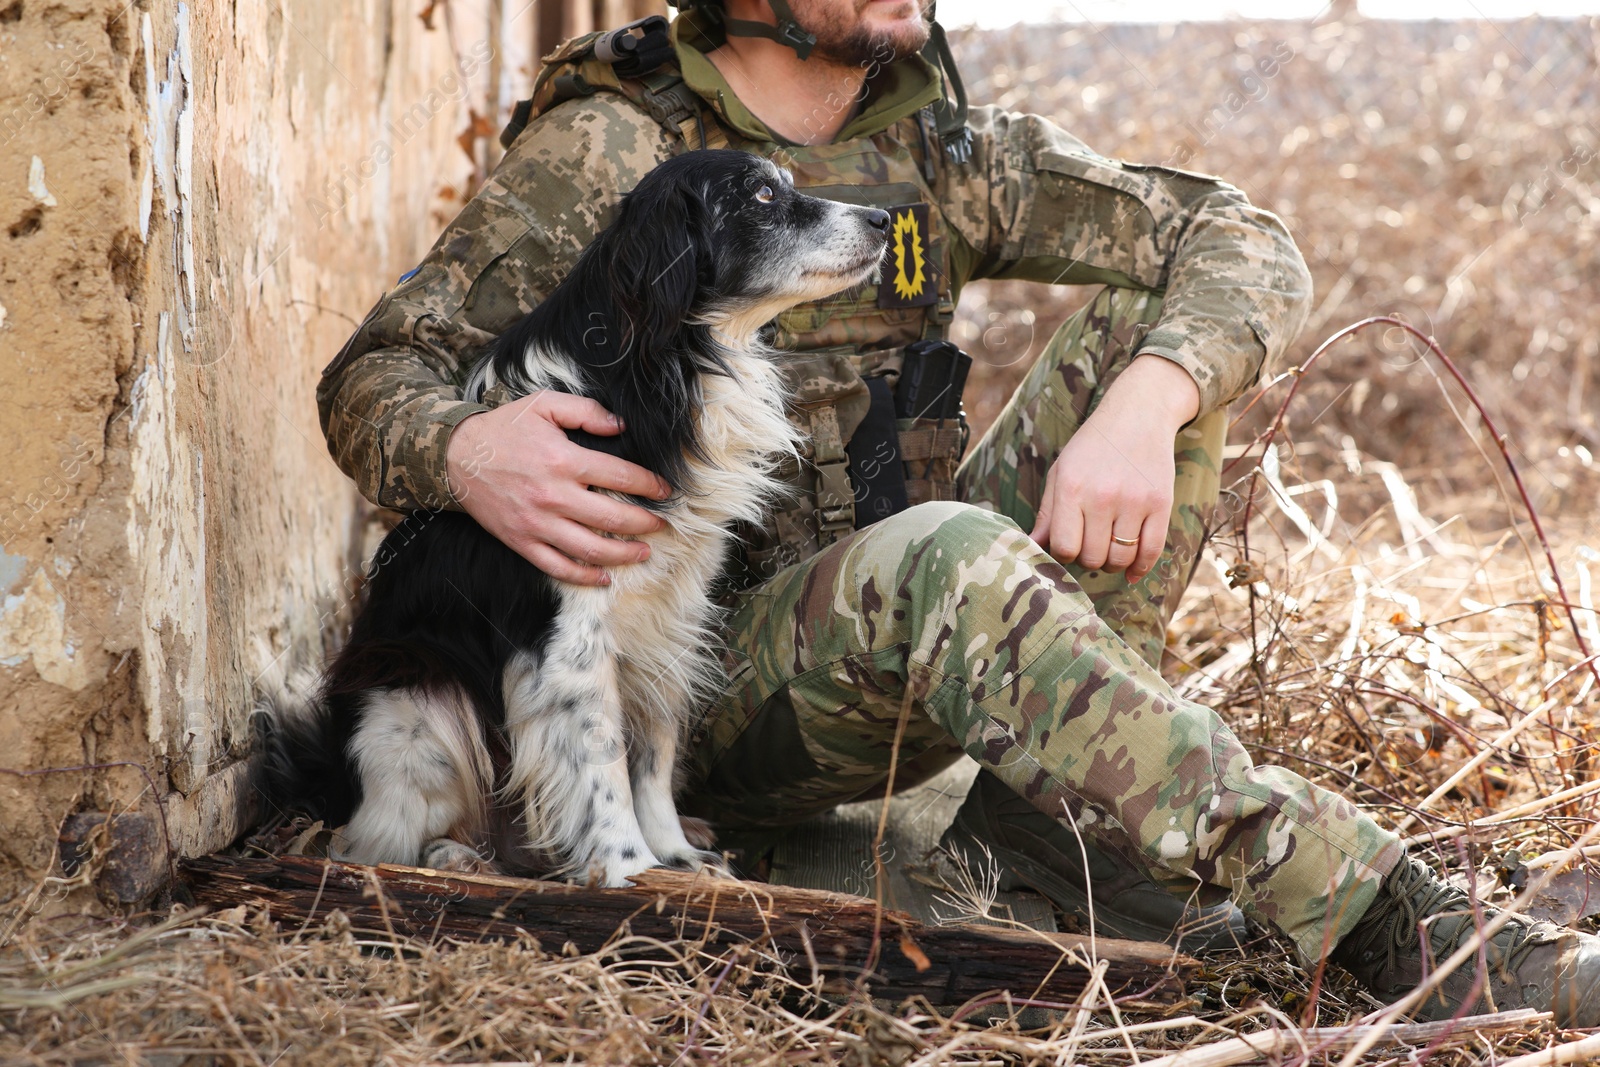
[[318, 0, 1600, 1021]]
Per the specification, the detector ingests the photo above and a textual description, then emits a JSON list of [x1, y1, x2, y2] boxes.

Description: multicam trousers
[[681, 288, 1403, 960]]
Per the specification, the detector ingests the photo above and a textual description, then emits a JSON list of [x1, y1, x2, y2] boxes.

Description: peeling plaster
[[27, 156, 57, 206], [138, 14, 155, 242], [173, 5, 195, 337], [126, 312, 208, 752], [2, 0, 501, 897], [130, 5, 210, 764], [0, 548, 26, 595], [142, 7, 196, 343], [0, 570, 99, 691]]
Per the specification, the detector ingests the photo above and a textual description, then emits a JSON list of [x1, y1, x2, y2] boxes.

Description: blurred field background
[[7, 13, 1600, 1066]]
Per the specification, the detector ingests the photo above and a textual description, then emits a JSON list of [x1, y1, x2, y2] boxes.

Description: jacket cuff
[[396, 399, 490, 511], [1132, 344, 1227, 421]]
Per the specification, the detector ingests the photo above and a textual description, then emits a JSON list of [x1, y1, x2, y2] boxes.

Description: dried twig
[[1138, 1009, 1544, 1067]]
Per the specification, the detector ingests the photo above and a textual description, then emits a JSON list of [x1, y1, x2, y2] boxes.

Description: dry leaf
[[1226, 559, 1267, 588], [1527, 867, 1600, 926], [897, 929, 931, 971]]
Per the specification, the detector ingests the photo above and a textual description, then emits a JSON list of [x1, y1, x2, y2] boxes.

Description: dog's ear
[[605, 180, 713, 366]]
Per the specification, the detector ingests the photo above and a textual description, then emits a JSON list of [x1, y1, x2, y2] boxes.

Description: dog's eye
[[754, 184, 775, 203]]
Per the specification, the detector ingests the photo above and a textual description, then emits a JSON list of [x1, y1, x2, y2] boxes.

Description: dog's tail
[[249, 663, 359, 829]]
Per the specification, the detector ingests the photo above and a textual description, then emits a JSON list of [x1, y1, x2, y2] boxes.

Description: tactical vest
[[505, 32, 969, 590]]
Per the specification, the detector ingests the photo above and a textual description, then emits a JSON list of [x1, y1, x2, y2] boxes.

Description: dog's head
[[602, 149, 891, 353], [478, 150, 894, 492]]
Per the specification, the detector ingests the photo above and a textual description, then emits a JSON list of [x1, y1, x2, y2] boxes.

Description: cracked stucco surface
[[0, 0, 487, 904]]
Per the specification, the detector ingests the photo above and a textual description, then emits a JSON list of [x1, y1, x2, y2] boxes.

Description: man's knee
[[860, 501, 1027, 564], [842, 502, 1049, 625]]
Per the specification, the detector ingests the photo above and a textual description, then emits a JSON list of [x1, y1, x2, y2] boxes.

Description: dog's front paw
[[421, 838, 502, 875], [655, 848, 733, 878], [579, 847, 660, 887]]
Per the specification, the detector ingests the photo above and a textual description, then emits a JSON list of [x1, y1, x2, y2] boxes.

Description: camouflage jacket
[[318, 12, 1312, 515]]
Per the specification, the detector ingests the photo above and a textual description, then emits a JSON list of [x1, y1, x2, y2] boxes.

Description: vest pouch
[[784, 348, 870, 547], [896, 416, 967, 507], [726, 348, 873, 590], [779, 347, 873, 460]]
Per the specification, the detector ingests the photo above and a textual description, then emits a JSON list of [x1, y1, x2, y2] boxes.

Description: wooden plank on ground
[[179, 854, 1191, 1008]]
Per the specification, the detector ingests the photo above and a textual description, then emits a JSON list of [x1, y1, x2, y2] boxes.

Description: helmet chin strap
[[920, 12, 973, 163], [714, 0, 817, 59]]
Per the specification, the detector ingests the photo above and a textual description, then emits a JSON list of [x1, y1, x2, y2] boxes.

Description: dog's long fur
[[255, 151, 890, 885]]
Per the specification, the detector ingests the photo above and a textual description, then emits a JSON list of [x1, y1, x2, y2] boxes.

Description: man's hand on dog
[[1031, 355, 1201, 584], [446, 392, 672, 586]]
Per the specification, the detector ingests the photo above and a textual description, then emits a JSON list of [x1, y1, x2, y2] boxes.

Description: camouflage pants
[[682, 289, 1402, 959]]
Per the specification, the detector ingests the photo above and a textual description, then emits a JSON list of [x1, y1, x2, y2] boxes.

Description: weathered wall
[[0, 0, 550, 909]]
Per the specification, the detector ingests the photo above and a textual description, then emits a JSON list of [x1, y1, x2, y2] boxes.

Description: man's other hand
[[445, 392, 673, 586], [1030, 355, 1201, 584]]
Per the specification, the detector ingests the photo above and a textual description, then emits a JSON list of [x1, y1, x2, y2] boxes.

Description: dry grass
[[5, 15, 1600, 1066], [0, 902, 1578, 1064]]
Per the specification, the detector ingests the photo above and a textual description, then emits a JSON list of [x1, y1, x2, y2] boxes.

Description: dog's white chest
[[569, 352, 795, 714]]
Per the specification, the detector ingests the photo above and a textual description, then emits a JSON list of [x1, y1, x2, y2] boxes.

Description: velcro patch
[[877, 203, 937, 309]]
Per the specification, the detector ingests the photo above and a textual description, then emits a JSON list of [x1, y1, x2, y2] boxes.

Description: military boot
[[1331, 853, 1600, 1024], [937, 770, 1247, 953]]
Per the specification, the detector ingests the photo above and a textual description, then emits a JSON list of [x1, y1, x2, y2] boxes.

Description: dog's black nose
[[864, 209, 891, 231]]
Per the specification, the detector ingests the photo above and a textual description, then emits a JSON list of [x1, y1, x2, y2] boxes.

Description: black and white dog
[[256, 151, 890, 886]]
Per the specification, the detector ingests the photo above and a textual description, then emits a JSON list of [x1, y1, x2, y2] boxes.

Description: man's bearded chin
[[802, 0, 931, 66]]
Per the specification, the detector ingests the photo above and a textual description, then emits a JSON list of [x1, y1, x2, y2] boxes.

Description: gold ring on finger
[[1110, 534, 1140, 547]]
